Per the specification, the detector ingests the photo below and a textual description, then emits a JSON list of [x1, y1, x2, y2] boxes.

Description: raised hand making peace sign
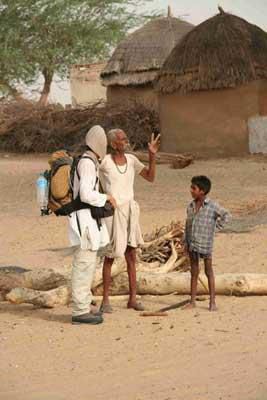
[[148, 133, 161, 155]]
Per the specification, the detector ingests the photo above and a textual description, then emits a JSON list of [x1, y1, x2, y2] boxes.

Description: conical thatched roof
[[101, 16, 194, 87], [157, 10, 267, 94]]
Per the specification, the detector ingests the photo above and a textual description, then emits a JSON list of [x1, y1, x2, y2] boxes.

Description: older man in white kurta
[[100, 129, 160, 312]]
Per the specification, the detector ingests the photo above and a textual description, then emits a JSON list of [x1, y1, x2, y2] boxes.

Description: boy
[[184, 176, 231, 311]]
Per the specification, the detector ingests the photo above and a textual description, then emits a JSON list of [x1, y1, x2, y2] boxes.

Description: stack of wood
[[1, 220, 267, 309], [0, 99, 159, 153], [140, 221, 187, 268]]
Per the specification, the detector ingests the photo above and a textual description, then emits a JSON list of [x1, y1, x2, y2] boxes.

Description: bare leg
[[183, 252, 199, 310], [102, 256, 114, 306], [125, 246, 138, 306], [204, 257, 217, 311]]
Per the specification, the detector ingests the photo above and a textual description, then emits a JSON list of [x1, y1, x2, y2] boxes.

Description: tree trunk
[[95, 272, 267, 296], [0, 268, 68, 292], [38, 67, 53, 106], [0, 258, 126, 297], [0, 256, 174, 294], [6, 286, 70, 308], [6, 273, 267, 308], [6, 288, 142, 308]]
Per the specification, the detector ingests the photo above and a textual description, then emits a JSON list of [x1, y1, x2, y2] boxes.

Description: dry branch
[[140, 221, 187, 267], [0, 100, 159, 153]]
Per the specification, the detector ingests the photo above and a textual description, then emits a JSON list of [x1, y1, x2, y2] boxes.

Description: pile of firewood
[[0, 100, 194, 168], [1, 211, 267, 307], [6, 222, 267, 308], [0, 220, 189, 307], [140, 221, 187, 268]]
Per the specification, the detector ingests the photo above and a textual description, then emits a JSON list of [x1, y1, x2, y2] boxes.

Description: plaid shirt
[[185, 198, 231, 255]]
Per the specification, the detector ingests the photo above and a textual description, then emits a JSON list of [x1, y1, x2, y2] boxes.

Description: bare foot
[[100, 303, 113, 313], [127, 302, 145, 311], [182, 302, 196, 310], [209, 303, 218, 312]]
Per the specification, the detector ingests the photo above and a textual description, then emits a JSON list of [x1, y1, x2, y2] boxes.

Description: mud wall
[[159, 81, 262, 157], [107, 85, 159, 111]]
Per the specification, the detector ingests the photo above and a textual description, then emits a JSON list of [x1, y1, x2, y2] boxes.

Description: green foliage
[[0, 0, 154, 97]]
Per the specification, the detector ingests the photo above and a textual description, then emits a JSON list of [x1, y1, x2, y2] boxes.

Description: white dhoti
[[105, 200, 144, 258]]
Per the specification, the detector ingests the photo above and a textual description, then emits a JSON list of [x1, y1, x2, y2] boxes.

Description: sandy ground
[[0, 153, 267, 400]]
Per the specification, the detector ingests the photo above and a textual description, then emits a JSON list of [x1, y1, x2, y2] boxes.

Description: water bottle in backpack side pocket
[[36, 173, 49, 216]]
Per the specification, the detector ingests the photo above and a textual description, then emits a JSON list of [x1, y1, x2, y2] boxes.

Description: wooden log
[[93, 258, 126, 288], [6, 272, 267, 308], [95, 272, 267, 296], [129, 151, 193, 166], [0, 268, 69, 292], [0, 258, 126, 294], [6, 286, 71, 308], [6, 288, 142, 308], [142, 231, 175, 249], [137, 243, 180, 274], [3, 258, 127, 307]]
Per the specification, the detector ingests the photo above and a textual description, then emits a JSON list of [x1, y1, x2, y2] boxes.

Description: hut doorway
[[248, 116, 267, 154]]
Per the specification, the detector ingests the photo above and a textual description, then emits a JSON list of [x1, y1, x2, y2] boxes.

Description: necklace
[[112, 155, 128, 174]]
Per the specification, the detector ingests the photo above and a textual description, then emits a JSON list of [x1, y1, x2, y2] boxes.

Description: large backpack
[[46, 150, 94, 214], [45, 150, 114, 225]]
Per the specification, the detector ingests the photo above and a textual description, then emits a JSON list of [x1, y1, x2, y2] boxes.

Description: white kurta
[[99, 153, 145, 257], [68, 151, 109, 251], [100, 154, 145, 205]]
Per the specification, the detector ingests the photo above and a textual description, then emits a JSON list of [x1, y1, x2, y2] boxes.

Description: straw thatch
[[101, 16, 193, 87], [157, 9, 267, 94]]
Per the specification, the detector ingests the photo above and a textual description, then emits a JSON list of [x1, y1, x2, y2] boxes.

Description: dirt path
[[0, 154, 267, 400]]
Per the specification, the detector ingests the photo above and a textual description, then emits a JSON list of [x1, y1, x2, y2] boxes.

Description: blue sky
[[143, 0, 267, 30]]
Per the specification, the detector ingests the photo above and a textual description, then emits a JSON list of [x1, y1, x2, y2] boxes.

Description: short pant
[[189, 250, 212, 261]]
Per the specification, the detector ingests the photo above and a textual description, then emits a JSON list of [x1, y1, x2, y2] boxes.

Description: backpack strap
[[75, 156, 98, 190], [74, 155, 102, 231]]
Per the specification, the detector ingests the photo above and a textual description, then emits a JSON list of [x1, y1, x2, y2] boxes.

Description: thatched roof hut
[[157, 9, 267, 156], [157, 9, 267, 94], [101, 11, 193, 110]]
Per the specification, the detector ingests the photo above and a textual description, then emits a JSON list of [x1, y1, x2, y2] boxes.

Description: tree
[[0, 1, 37, 97], [0, 0, 154, 104]]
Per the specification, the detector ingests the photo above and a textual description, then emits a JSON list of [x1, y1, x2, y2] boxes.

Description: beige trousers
[[72, 247, 97, 317]]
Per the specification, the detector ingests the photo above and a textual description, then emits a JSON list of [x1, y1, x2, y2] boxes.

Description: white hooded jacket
[[68, 126, 109, 251]]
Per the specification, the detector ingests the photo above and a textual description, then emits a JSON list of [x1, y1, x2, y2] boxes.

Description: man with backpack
[[69, 125, 116, 325]]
